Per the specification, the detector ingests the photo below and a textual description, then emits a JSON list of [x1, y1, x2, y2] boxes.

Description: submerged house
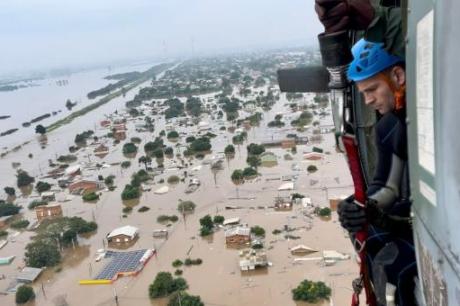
[[68, 180, 105, 195], [94, 144, 109, 158], [107, 225, 139, 243], [225, 226, 251, 245], [290, 244, 318, 255], [274, 196, 292, 211], [239, 249, 268, 271], [35, 204, 63, 222], [260, 152, 277, 167]]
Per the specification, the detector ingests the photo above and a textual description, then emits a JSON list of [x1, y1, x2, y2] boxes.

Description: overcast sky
[[0, 0, 322, 75]]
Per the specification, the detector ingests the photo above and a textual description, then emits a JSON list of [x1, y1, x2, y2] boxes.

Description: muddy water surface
[[0, 80, 357, 306]]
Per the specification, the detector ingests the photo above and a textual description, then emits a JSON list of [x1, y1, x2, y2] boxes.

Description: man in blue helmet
[[339, 38, 417, 305]]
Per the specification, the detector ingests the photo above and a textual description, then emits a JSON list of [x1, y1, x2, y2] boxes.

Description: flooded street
[[0, 58, 358, 306]]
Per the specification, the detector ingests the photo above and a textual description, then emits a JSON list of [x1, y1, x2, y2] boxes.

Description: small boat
[[185, 178, 200, 194]]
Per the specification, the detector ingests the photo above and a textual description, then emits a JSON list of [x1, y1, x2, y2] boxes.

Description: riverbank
[[46, 62, 174, 132]]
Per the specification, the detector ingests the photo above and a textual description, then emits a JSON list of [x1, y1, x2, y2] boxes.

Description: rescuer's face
[[356, 66, 405, 115], [356, 76, 395, 114]]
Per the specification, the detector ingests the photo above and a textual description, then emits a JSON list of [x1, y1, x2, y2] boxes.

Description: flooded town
[[0, 49, 358, 306]]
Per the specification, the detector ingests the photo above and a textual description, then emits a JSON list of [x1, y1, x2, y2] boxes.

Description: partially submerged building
[[35, 204, 63, 222], [303, 152, 324, 161], [94, 144, 109, 158], [16, 267, 43, 283], [290, 244, 318, 255], [225, 226, 251, 245], [260, 151, 277, 167], [223, 217, 240, 226], [68, 180, 105, 195], [107, 225, 139, 243], [41, 191, 56, 202], [239, 249, 268, 271], [274, 196, 293, 211]]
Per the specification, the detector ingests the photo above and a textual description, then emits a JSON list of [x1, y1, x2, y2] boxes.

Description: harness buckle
[[352, 277, 364, 294], [353, 236, 366, 253]]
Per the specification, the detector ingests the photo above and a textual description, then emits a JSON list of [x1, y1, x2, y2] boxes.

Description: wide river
[[0, 61, 157, 150]]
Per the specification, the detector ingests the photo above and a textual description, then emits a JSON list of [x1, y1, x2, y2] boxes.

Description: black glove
[[366, 199, 413, 234], [338, 195, 366, 233], [315, 0, 375, 33], [315, 0, 349, 33]]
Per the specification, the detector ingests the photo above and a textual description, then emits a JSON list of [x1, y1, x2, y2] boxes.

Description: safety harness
[[342, 134, 377, 306]]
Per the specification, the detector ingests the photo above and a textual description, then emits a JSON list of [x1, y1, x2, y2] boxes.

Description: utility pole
[[41, 282, 47, 299], [113, 287, 119, 305]]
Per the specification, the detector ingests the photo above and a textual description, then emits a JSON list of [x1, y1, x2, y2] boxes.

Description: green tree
[[121, 184, 140, 200], [168, 292, 204, 306], [185, 136, 196, 143], [167, 175, 180, 184], [199, 215, 214, 229], [317, 207, 332, 217], [144, 138, 164, 153], [123, 142, 138, 154], [213, 215, 225, 224], [307, 165, 318, 173], [246, 155, 261, 170], [291, 193, 305, 200], [24, 240, 61, 268], [28, 200, 47, 209], [15, 285, 35, 304], [247, 143, 265, 155], [153, 148, 164, 159], [185, 96, 203, 117], [138, 156, 152, 170], [250, 225, 265, 237], [167, 131, 179, 139], [189, 137, 211, 152], [10, 219, 30, 229], [164, 98, 185, 119], [291, 280, 331, 303], [104, 175, 115, 187], [35, 181, 51, 193], [35, 124, 46, 135], [121, 161, 131, 168], [4, 186, 15, 197], [67, 217, 97, 233], [231, 170, 244, 182], [131, 136, 142, 144], [82, 192, 99, 202], [224, 144, 235, 155], [242, 167, 257, 178], [231, 170, 244, 198], [148, 272, 188, 298], [17, 170, 35, 188], [164, 147, 174, 156], [0, 202, 21, 217], [177, 201, 196, 213]]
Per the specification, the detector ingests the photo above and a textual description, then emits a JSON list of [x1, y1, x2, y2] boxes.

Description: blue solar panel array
[[95, 249, 147, 280]]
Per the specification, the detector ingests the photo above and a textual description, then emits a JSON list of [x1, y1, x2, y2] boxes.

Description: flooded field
[[0, 55, 357, 306]]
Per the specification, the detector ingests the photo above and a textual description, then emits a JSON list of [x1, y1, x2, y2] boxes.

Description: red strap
[[352, 293, 360, 306], [342, 135, 367, 204], [342, 134, 377, 306]]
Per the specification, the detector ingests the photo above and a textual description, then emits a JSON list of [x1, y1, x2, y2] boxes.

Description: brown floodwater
[[0, 80, 357, 306]]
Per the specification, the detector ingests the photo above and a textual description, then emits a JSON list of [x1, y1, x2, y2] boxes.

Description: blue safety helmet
[[347, 39, 404, 82]]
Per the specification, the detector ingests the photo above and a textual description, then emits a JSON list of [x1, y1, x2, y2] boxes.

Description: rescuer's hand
[[348, 0, 375, 30], [338, 196, 366, 233], [315, 0, 349, 33], [315, 0, 375, 32]]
